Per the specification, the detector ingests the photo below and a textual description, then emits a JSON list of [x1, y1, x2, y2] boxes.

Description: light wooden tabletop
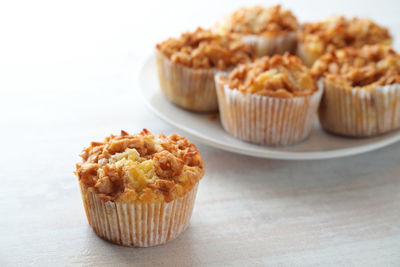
[[1, 0, 400, 266]]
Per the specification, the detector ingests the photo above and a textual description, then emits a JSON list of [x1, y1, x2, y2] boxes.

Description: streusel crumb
[[225, 53, 316, 97], [75, 129, 204, 203], [156, 27, 252, 70], [312, 45, 400, 90], [298, 16, 391, 55], [216, 5, 298, 36]]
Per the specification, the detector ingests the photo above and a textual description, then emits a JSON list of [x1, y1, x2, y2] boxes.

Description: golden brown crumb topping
[[298, 16, 392, 55], [75, 129, 204, 203], [216, 5, 298, 36], [225, 53, 316, 97], [156, 27, 252, 70], [312, 45, 400, 89]]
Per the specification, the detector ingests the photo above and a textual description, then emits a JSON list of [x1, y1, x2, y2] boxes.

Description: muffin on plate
[[75, 129, 204, 247], [215, 53, 322, 146], [312, 45, 400, 137], [297, 16, 392, 66], [214, 5, 298, 57], [156, 27, 252, 112]]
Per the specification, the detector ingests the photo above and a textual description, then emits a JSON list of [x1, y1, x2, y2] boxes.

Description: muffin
[[156, 27, 252, 112], [214, 5, 298, 57], [215, 54, 323, 146], [297, 16, 392, 67], [75, 129, 204, 247], [312, 45, 400, 137]]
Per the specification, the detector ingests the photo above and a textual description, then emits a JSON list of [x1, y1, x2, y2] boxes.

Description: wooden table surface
[[1, 0, 400, 266]]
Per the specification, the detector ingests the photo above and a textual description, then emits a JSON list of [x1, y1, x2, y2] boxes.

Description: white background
[[1, 1, 400, 266]]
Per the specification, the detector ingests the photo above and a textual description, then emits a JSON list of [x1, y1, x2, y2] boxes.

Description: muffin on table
[[215, 54, 322, 146], [214, 5, 298, 57], [297, 16, 392, 66], [156, 27, 252, 112], [312, 45, 400, 137], [75, 129, 204, 247]]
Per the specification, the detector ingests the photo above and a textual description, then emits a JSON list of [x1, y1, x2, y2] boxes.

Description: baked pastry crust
[[215, 54, 322, 146], [298, 16, 392, 56], [216, 5, 298, 37], [226, 54, 317, 97], [312, 45, 400, 90], [313, 45, 400, 137], [75, 129, 204, 203], [156, 27, 252, 70]]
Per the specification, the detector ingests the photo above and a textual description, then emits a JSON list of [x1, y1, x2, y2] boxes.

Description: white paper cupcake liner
[[80, 183, 199, 247], [156, 50, 226, 112], [318, 79, 400, 136], [296, 42, 322, 67], [241, 32, 296, 57], [215, 75, 323, 145]]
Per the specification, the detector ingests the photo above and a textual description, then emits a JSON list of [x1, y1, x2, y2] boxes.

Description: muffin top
[[156, 27, 252, 70], [215, 5, 298, 37], [312, 45, 400, 90], [75, 129, 204, 203], [225, 54, 316, 97], [298, 16, 392, 55]]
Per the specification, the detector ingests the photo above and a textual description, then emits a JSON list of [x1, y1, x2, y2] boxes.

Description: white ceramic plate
[[139, 54, 400, 160]]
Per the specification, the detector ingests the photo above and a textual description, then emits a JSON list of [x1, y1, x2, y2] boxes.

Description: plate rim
[[139, 54, 400, 160]]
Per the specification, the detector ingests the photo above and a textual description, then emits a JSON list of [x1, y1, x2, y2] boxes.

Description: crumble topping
[[215, 5, 298, 36], [75, 129, 204, 203], [312, 45, 400, 90], [298, 16, 392, 55], [225, 54, 316, 97], [156, 27, 252, 70]]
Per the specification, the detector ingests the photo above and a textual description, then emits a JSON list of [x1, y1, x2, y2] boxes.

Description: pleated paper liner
[[241, 32, 296, 57], [296, 42, 322, 67], [215, 75, 323, 146], [318, 79, 400, 137], [155, 50, 226, 112], [80, 183, 199, 247]]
